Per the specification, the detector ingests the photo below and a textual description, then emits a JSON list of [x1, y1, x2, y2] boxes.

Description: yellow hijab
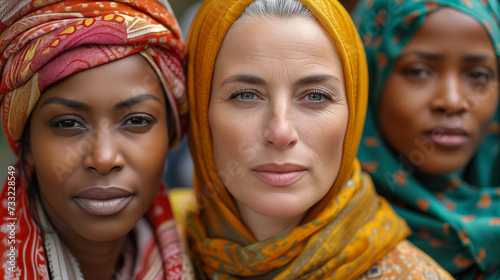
[[186, 0, 409, 278]]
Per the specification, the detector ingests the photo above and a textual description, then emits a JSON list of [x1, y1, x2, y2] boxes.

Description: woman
[[0, 0, 191, 279], [184, 0, 453, 278], [353, 0, 500, 278]]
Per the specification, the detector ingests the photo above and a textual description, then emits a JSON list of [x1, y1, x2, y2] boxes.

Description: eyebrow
[[398, 51, 495, 63], [218, 74, 341, 89], [40, 94, 160, 111], [461, 55, 495, 63], [113, 94, 160, 111], [218, 74, 266, 89], [398, 51, 444, 61], [41, 97, 90, 110], [294, 74, 341, 87]]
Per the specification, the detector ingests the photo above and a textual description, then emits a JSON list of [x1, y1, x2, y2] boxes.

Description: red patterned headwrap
[[0, 0, 187, 155], [0, 1, 187, 279]]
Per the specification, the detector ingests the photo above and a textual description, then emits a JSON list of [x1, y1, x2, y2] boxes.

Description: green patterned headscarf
[[353, 0, 500, 279]]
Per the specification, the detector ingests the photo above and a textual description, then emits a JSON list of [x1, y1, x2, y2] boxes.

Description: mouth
[[251, 163, 306, 187], [73, 187, 133, 216], [425, 127, 469, 149]]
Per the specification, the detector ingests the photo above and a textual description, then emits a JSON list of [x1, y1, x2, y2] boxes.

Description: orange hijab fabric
[[185, 0, 410, 278]]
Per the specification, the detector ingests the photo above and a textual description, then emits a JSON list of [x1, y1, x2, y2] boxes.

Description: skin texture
[[209, 16, 348, 241], [379, 8, 499, 175], [25, 53, 169, 280]]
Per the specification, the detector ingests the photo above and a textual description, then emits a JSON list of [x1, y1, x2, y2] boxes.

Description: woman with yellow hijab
[[184, 0, 453, 278]]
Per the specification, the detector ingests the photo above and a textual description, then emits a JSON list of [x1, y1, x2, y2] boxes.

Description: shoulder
[[357, 240, 454, 280]]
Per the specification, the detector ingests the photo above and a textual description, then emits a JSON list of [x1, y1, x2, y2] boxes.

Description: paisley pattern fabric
[[184, 0, 452, 279], [0, 0, 187, 154], [353, 0, 500, 278], [0, 1, 187, 279]]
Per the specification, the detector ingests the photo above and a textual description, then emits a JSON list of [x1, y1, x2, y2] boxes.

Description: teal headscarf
[[353, 0, 500, 279]]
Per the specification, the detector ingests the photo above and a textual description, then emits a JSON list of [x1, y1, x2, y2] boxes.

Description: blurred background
[[0, 0, 359, 187]]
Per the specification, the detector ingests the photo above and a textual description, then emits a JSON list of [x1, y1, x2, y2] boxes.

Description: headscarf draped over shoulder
[[0, 1, 187, 279], [185, 0, 413, 278], [353, 0, 500, 278]]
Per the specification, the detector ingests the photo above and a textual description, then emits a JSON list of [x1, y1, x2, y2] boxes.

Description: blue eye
[[240, 92, 255, 100], [307, 93, 323, 101], [302, 91, 333, 103], [229, 90, 259, 102], [231, 91, 256, 100]]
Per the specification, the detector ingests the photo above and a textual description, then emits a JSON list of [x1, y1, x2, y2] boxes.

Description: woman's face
[[379, 8, 499, 175], [26, 54, 169, 242], [209, 16, 348, 220]]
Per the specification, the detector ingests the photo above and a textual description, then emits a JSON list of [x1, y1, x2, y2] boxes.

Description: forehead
[[39, 54, 165, 106], [406, 8, 493, 52], [214, 15, 344, 80]]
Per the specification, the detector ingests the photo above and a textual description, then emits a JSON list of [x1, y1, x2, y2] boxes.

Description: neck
[[39, 198, 129, 280], [237, 202, 305, 241], [62, 234, 127, 280]]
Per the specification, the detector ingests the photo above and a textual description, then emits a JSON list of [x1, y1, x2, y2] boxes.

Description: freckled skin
[[25, 53, 169, 279], [379, 8, 499, 175], [209, 16, 349, 240]]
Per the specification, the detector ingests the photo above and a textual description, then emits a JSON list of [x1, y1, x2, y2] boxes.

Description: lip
[[73, 187, 133, 216], [425, 127, 469, 149], [251, 163, 306, 187]]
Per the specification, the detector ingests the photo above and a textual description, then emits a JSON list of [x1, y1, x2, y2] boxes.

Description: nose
[[83, 127, 124, 175], [430, 72, 469, 116], [262, 100, 298, 149]]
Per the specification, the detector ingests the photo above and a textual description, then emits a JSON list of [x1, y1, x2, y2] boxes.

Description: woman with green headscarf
[[353, 0, 500, 278]]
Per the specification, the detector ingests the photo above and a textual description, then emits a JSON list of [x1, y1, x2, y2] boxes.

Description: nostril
[[440, 106, 467, 118]]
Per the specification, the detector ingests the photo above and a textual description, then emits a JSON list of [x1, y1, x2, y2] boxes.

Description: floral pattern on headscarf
[[353, 0, 500, 278]]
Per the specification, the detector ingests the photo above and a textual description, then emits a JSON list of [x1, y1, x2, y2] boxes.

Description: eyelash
[[121, 114, 156, 127], [302, 90, 334, 102], [229, 89, 260, 102], [228, 89, 335, 103], [401, 64, 496, 85], [49, 116, 86, 130], [467, 69, 494, 84], [402, 65, 432, 80], [49, 114, 156, 132]]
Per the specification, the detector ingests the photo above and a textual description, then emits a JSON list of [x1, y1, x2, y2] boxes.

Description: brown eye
[[129, 117, 146, 125], [50, 118, 85, 129], [468, 70, 493, 84], [403, 66, 431, 79], [59, 120, 77, 127], [123, 115, 155, 127]]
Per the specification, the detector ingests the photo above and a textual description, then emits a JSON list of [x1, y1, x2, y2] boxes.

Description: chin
[[79, 221, 136, 243], [254, 198, 311, 219], [418, 156, 469, 175]]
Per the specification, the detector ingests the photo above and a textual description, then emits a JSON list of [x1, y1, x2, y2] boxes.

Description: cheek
[[29, 130, 77, 189], [304, 110, 348, 171], [209, 108, 248, 167], [473, 95, 499, 139], [129, 131, 169, 183], [379, 86, 426, 145]]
